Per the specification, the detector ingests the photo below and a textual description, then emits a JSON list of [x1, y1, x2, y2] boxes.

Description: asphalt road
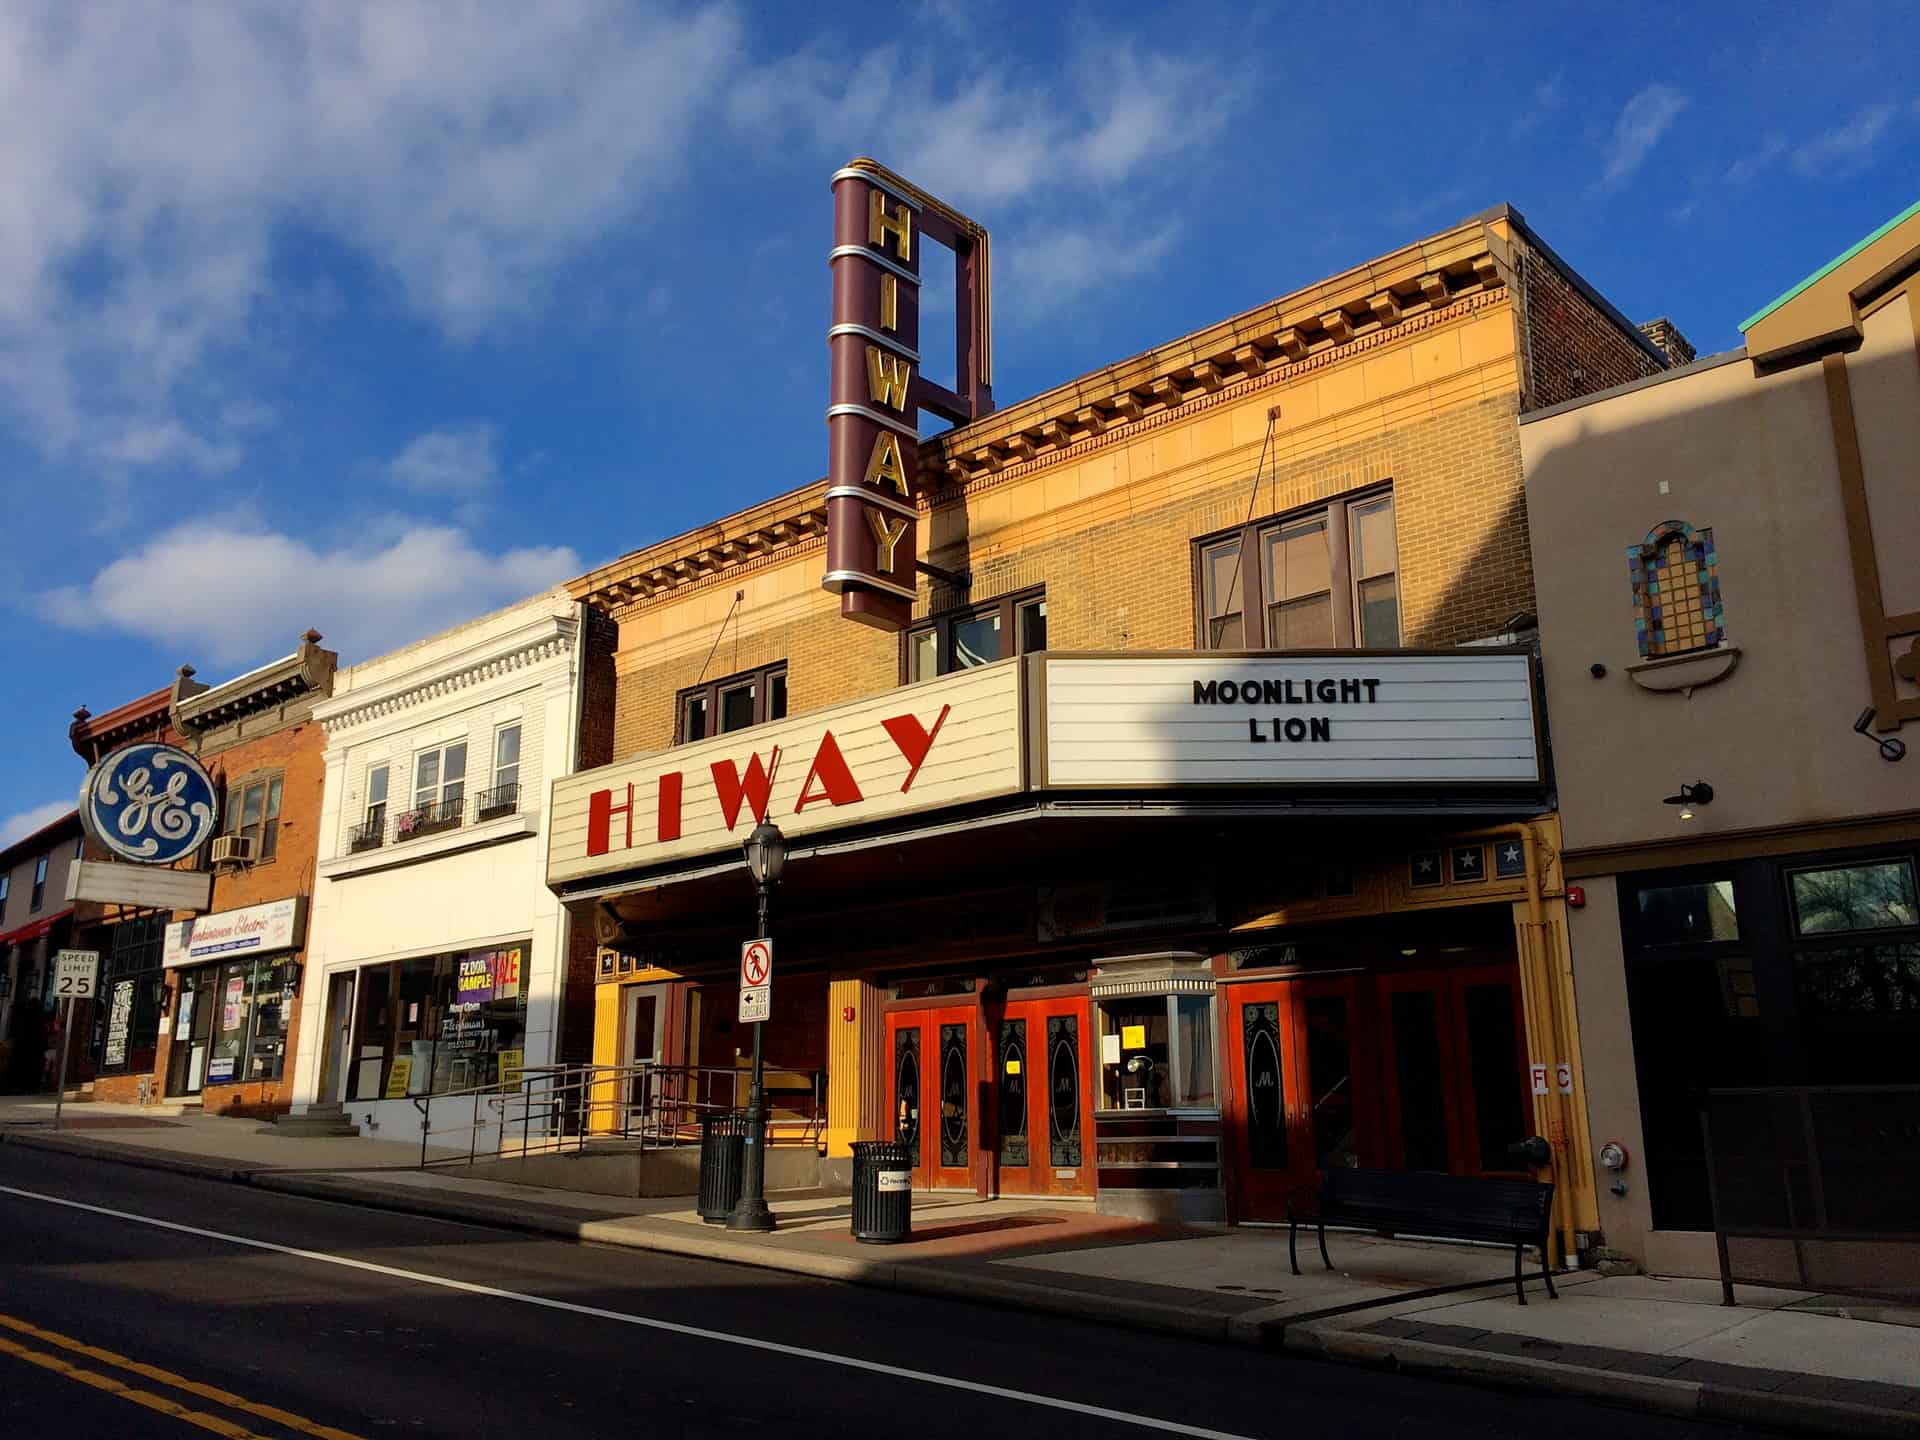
[[0, 1147, 1746, 1439]]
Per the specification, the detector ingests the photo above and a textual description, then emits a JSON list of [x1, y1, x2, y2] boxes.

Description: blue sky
[[2, 1, 1916, 844]]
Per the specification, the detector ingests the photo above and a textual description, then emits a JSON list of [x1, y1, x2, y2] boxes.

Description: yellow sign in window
[[384, 1056, 413, 1099], [1121, 1024, 1147, 1050], [1004, 1059, 1021, 1076]]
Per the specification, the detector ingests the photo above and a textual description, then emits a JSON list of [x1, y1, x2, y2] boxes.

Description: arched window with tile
[[1628, 520, 1723, 659]]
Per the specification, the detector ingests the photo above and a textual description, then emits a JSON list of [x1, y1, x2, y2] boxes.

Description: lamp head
[[742, 818, 787, 889]]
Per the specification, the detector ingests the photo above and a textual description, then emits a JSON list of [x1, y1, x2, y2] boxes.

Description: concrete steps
[[263, 1103, 361, 1138]]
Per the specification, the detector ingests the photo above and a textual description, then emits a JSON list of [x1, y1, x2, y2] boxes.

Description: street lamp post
[[728, 818, 786, 1232]]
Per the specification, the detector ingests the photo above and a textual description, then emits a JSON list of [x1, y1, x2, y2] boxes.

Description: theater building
[[1523, 200, 1920, 1280], [286, 589, 609, 1140], [550, 193, 1674, 1259]]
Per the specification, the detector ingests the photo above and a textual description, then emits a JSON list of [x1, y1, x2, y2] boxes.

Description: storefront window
[[1788, 860, 1918, 935], [202, 955, 292, 1086], [95, 914, 166, 1075], [349, 944, 531, 1099], [1096, 992, 1218, 1111], [1634, 879, 1739, 944]]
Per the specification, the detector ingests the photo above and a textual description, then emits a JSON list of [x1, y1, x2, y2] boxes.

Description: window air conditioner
[[210, 834, 255, 866]]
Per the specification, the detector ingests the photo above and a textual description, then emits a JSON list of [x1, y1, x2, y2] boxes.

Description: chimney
[[1637, 317, 1696, 367]]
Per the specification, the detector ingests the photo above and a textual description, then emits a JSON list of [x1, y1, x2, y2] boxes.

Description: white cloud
[[1598, 84, 1689, 189], [99, 420, 243, 474], [1513, 74, 1565, 138], [0, 2, 743, 468], [733, 40, 1232, 324], [384, 423, 501, 495], [1725, 135, 1787, 185], [0, 800, 71, 850], [40, 513, 580, 666], [1792, 104, 1898, 178]]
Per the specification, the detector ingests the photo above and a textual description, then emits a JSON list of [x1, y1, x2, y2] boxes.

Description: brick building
[[547, 198, 1670, 1259], [0, 810, 84, 1090]]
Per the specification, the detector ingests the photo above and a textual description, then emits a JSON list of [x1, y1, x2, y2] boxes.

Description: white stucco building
[[290, 588, 592, 1141]]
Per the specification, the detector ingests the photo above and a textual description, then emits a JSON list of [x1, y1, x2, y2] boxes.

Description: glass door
[[165, 968, 215, 1097], [1377, 965, 1529, 1176], [623, 984, 667, 1133], [317, 971, 355, 1104], [1225, 982, 1301, 1220], [1293, 977, 1376, 1176], [886, 1006, 977, 1191], [993, 997, 1093, 1197]]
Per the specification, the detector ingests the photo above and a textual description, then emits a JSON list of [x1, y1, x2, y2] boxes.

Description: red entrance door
[[1377, 965, 1530, 1177], [886, 1007, 977, 1190], [990, 996, 1095, 1197], [1226, 977, 1377, 1221]]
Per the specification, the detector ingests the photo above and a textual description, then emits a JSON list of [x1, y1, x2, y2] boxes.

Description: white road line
[[0, 1184, 1262, 1440]]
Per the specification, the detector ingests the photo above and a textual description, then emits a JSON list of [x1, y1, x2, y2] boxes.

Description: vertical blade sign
[[823, 160, 994, 632]]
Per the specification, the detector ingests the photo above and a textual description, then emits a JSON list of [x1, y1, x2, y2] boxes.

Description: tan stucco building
[[1522, 200, 1920, 1282]]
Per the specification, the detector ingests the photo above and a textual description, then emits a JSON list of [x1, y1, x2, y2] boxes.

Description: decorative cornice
[[317, 622, 578, 735]]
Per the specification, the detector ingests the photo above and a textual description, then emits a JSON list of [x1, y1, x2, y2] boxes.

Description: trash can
[[697, 1112, 748, 1224], [850, 1139, 914, 1244]]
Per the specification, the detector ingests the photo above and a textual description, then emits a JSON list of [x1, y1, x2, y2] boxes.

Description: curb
[[1285, 1324, 1920, 1438], [2, 1130, 253, 1184], [251, 1171, 1237, 1342], [10, 1132, 1915, 1437]]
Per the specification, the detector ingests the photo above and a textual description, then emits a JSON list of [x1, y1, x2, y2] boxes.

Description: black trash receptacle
[[697, 1112, 748, 1225], [850, 1139, 914, 1244]]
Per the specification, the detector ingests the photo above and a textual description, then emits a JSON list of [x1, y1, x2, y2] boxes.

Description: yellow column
[[589, 981, 621, 1136], [825, 972, 883, 1157], [1512, 817, 1600, 1261]]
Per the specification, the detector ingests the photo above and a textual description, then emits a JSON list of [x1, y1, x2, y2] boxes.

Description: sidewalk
[[4, 1104, 1916, 1437]]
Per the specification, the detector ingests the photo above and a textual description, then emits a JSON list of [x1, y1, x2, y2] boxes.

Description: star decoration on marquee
[[1495, 840, 1527, 879], [1409, 850, 1443, 888], [1450, 844, 1487, 883]]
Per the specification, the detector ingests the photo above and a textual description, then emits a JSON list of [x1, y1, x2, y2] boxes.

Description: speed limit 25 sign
[[54, 949, 100, 1000]]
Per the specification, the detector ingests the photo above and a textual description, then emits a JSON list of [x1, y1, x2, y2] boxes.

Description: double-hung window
[[678, 664, 787, 744], [0, 873, 10, 910], [1197, 488, 1400, 650], [349, 765, 390, 852], [405, 742, 466, 835], [481, 725, 522, 818], [30, 857, 46, 912], [903, 586, 1047, 682], [224, 775, 284, 861]]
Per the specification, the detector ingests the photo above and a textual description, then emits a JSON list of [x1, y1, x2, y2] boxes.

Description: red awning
[[0, 908, 73, 947]]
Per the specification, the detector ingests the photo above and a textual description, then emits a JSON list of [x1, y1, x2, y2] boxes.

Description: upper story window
[[905, 586, 1047, 682], [74, 835, 85, 861], [1196, 488, 1399, 650], [413, 743, 467, 815], [1629, 521, 1723, 658], [0, 873, 9, 908], [678, 664, 787, 744], [481, 724, 523, 819], [31, 855, 48, 911], [365, 765, 390, 833], [225, 774, 284, 862]]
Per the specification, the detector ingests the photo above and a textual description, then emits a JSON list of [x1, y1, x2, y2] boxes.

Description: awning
[[0, 908, 74, 948]]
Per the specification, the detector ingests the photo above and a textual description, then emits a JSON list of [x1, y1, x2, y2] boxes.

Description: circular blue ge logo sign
[[79, 743, 220, 865]]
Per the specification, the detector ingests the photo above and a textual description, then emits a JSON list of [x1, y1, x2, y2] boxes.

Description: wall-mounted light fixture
[[1854, 708, 1907, 763], [1662, 781, 1713, 821]]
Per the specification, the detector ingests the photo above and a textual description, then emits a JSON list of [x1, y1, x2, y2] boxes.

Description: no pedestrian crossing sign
[[739, 938, 772, 1024], [54, 949, 99, 1001]]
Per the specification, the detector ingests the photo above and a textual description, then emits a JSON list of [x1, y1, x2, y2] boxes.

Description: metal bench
[[1289, 1167, 1558, 1304]]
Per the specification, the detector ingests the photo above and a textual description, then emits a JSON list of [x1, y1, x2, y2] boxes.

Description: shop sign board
[[823, 159, 993, 632], [54, 949, 99, 1000], [1040, 653, 1540, 787], [740, 938, 772, 1024], [548, 660, 1023, 885], [164, 897, 305, 970], [78, 742, 220, 864], [65, 859, 213, 913]]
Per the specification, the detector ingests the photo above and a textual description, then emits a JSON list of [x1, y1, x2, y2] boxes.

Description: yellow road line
[[0, 1312, 366, 1440], [0, 1332, 269, 1439]]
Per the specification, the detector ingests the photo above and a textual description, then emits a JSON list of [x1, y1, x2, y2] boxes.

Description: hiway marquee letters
[[586, 705, 952, 857]]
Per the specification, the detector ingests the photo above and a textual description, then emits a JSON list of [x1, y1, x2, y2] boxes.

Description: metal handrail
[[409, 1061, 828, 1169]]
